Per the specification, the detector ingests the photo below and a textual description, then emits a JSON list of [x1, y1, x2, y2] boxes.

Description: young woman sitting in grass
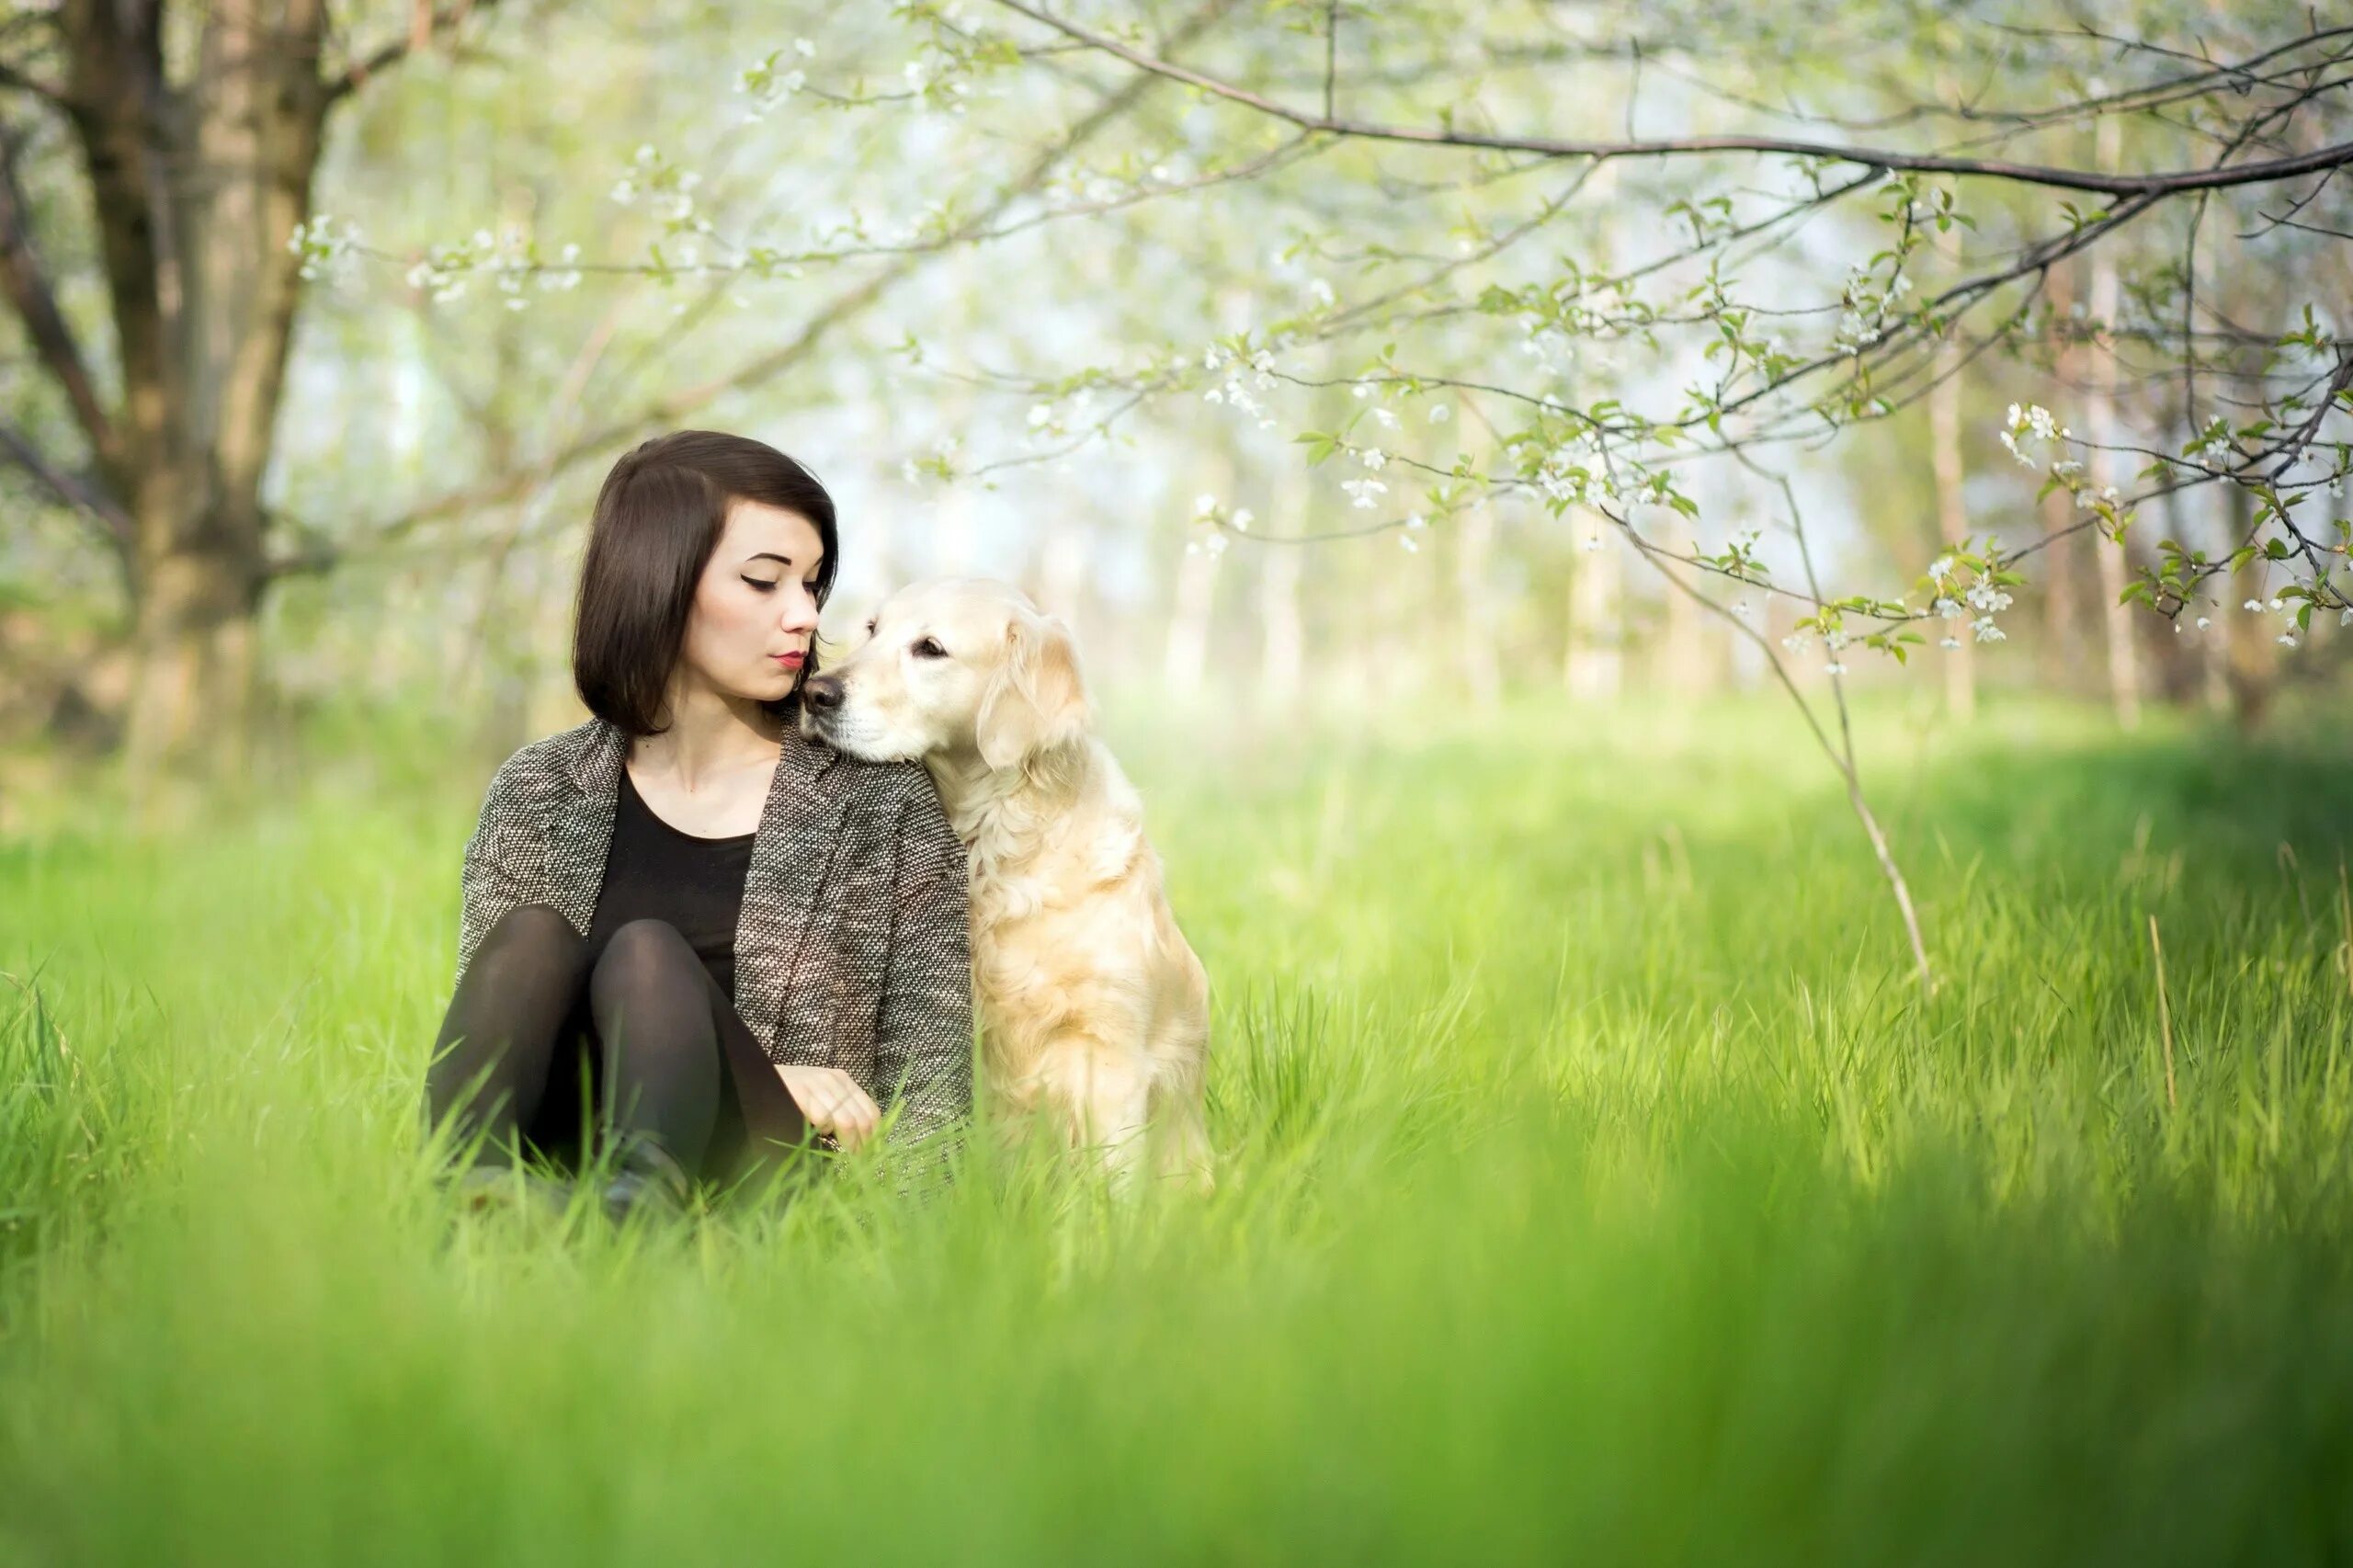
[[421, 430, 972, 1221]]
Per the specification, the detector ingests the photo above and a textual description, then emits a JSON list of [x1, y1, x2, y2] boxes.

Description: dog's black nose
[[800, 673, 844, 712]]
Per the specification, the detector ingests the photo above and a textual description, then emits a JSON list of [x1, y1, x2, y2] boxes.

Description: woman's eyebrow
[[746, 552, 793, 565]]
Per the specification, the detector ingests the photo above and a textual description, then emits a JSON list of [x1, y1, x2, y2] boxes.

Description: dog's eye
[[864, 618, 877, 635], [911, 637, 948, 659]]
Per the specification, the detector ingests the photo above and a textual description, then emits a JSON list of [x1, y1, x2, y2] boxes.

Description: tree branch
[[988, 2, 2353, 197], [0, 118, 119, 473], [324, 0, 495, 103], [0, 58, 70, 110], [0, 419, 131, 557]]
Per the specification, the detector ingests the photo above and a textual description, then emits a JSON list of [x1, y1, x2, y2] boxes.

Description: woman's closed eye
[[742, 577, 820, 594]]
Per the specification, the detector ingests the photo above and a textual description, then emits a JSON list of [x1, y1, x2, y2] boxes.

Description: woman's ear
[[974, 608, 1089, 770]]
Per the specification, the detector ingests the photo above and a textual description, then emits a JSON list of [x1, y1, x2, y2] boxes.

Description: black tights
[[424, 903, 807, 1185]]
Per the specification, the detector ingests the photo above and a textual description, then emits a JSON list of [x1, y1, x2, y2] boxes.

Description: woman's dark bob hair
[[572, 429, 839, 737]]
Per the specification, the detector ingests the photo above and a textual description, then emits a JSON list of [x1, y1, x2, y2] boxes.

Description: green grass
[[3, 693, 2351, 1564]]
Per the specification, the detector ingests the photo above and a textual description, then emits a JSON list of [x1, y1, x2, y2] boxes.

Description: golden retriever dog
[[798, 577, 1212, 1190]]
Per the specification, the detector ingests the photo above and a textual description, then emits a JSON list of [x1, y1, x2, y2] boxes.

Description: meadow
[[3, 693, 2349, 1564]]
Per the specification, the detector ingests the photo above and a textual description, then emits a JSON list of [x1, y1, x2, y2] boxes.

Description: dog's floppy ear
[[974, 607, 1088, 770]]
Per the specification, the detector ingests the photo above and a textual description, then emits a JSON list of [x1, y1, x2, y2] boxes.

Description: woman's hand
[[774, 1065, 882, 1152]]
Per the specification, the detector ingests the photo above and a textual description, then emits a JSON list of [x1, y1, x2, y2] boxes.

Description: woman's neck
[[631, 685, 786, 793]]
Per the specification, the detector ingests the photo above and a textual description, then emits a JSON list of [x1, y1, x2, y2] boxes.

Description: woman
[[423, 430, 973, 1220]]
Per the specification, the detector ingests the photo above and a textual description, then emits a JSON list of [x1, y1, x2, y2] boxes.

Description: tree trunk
[[1033, 516, 1091, 632], [1453, 504, 1502, 711], [2196, 475, 2233, 713], [1655, 508, 1716, 696], [2038, 262, 2081, 687], [2220, 475, 2279, 730], [1256, 460, 1306, 710], [1927, 72, 1979, 720], [59, 0, 331, 797], [2086, 105, 2143, 730], [1928, 335, 1977, 721], [1163, 540, 1218, 699], [1565, 510, 1622, 700]]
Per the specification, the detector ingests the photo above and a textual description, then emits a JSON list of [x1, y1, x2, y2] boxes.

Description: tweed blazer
[[454, 714, 973, 1191]]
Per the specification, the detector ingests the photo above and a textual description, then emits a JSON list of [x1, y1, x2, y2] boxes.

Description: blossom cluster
[[1927, 548, 2012, 646], [1998, 402, 2067, 466], [1200, 341, 1281, 430], [401, 228, 582, 307], [734, 39, 815, 123], [1185, 493, 1256, 556], [286, 215, 364, 289]]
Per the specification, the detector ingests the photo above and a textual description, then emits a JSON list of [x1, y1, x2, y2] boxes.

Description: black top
[[584, 765, 758, 1000]]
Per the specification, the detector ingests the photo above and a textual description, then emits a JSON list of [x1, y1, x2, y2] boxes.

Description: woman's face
[[676, 499, 825, 704]]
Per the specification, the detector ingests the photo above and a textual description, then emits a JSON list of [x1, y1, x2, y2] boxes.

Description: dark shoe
[[451, 1163, 574, 1219], [600, 1136, 695, 1223]]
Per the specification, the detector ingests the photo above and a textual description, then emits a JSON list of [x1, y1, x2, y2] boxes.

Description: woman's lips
[[773, 652, 806, 667]]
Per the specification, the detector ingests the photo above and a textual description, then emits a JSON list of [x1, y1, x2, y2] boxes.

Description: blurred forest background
[[0, 0, 2345, 813], [6, 7, 2353, 1559]]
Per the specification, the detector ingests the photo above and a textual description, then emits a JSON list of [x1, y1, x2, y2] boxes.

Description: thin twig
[[1737, 454, 1935, 994]]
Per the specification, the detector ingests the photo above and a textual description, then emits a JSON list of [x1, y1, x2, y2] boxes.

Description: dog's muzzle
[[798, 675, 847, 743]]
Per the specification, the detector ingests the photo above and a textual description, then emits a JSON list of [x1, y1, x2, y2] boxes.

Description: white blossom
[[1340, 478, 1388, 509], [1999, 401, 2065, 469]]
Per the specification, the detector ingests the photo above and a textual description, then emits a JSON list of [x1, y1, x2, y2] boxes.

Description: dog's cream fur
[[800, 577, 1211, 1188]]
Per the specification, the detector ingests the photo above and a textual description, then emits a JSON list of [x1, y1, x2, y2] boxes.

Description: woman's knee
[[484, 902, 585, 958], [591, 918, 699, 998], [465, 903, 587, 991]]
